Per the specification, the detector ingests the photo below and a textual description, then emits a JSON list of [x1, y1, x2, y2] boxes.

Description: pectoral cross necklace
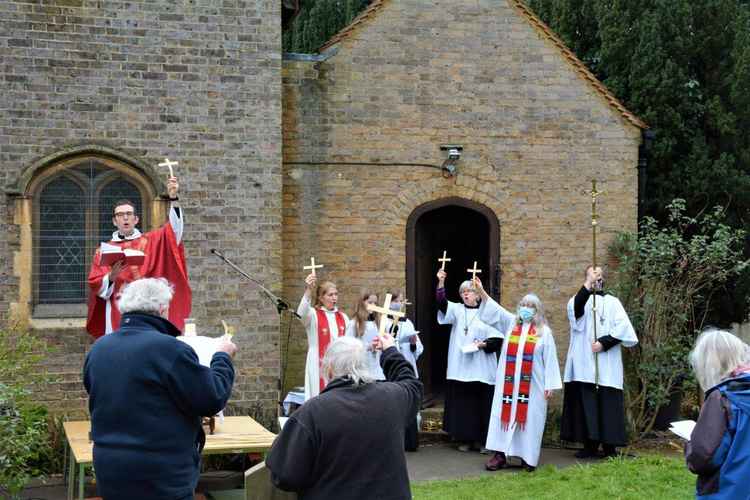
[[463, 307, 479, 336]]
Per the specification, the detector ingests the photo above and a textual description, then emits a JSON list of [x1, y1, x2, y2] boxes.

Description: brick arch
[[404, 195, 501, 299]]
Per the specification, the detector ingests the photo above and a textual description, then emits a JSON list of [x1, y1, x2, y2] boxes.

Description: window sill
[[31, 304, 87, 329]]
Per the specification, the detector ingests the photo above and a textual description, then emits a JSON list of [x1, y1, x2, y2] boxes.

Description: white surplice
[[386, 318, 424, 377], [480, 296, 562, 466], [297, 294, 350, 401], [563, 293, 638, 390], [345, 320, 386, 380], [438, 301, 502, 384]]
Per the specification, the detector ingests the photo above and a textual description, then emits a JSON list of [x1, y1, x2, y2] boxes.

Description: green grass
[[411, 455, 694, 500]]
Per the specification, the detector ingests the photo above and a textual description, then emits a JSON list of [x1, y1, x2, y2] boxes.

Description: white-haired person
[[83, 278, 237, 500], [266, 335, 423, 500], [685, 329, 750, 499], [436, 268, 503, 452], [473, 279, 562, 471]]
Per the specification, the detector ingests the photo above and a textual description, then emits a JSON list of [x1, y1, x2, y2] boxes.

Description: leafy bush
[[0, 326, 53, 498], [609, 200, 748, 437]]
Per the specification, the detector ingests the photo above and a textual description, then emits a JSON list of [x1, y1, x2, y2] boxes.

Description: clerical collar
[[112, 228, 142, 242], [463, 301, 480, 309]]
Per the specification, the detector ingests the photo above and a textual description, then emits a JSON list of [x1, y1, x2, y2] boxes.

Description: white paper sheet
[[669, 420, 696, 441]]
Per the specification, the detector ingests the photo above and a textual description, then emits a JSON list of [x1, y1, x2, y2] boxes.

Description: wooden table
[[63, 416, 277, 500]]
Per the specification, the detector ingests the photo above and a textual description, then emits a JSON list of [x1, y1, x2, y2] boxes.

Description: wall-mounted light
[[440, 145, 463, 177]]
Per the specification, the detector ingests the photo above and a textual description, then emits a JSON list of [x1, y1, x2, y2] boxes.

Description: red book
[[99, 242, 146, 267]]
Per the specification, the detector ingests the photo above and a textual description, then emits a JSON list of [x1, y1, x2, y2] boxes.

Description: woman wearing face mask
[[297, 272, 350, 401], [436, 269, 504, 453], [474, 280, 562, 472], [345, 291, 386, 380]]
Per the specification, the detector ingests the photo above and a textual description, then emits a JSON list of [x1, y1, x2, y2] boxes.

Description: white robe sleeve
[[567, 296, 586, 334], [414, 335, 424, 359], [437, 300, 458, 325], [297, 294, 314, 329], [345, 320, 358, 338], [478, 295, 515, 335], [541, 327, 563, 391], [608, 296, 638, 347], [169, 203, 184, 244]]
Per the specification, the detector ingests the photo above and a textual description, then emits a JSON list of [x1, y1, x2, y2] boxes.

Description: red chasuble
[[315, 308, 346, 391], [86, 222, 191, 338]]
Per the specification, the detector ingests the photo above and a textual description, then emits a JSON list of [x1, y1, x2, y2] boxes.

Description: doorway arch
[[405, 197, 501, 401]]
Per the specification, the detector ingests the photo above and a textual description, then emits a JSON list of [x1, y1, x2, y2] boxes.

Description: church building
[[0, 0, 646, 418]]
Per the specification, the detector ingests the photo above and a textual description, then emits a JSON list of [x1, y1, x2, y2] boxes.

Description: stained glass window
[[34, 158, 147, 308]]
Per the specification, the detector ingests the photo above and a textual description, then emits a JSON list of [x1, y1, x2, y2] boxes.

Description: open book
[[99, 242, 145, 266], [669, 420, 696, 441]]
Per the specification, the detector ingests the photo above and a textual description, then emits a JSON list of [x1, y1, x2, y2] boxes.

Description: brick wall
[[1, 0, 282, 418], [280, 0, 642, 394]]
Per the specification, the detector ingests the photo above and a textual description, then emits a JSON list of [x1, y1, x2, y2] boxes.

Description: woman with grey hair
[[475, 282, 562, 471], [436, 268, 504, 452], [685, 329, 750, 499]]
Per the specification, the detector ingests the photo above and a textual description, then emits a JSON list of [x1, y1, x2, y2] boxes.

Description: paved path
[[20, 444, 600, 499]]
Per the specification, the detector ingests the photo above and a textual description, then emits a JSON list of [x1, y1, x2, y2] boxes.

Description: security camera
[[448, 148, 461, 160]]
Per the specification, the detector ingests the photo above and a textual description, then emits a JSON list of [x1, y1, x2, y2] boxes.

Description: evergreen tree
[[283, 0, 372, 53], [528, 0, 750, 323]]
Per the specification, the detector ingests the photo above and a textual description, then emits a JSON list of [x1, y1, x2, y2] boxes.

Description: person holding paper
[[436, 268, 503, 453], [685, 329, 750, 499], [473, 280, 562, 472], [86, 175, 191, 337], [560, 266, 638, 458]]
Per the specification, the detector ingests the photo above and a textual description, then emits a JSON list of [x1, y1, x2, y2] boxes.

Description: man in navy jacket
[[84, 278, 236, 500]]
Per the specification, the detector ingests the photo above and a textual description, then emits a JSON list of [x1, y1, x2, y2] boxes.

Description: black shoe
[[602, 445, 619, 458], [522, 460, 536, 472]]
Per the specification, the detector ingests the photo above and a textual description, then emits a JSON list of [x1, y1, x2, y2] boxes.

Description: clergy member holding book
[[86, 175, 191, 337]]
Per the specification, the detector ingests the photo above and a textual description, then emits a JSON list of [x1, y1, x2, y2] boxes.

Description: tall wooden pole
[[589, 179, 601, 388]]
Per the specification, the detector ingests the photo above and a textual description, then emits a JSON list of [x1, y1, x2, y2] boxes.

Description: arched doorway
[[406, 197, 500, 405]]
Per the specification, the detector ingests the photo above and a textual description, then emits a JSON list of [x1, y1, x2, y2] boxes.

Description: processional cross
[[586, 179, 603, 388], [367, 293, 405, 338], [303, 257, 324, 277]]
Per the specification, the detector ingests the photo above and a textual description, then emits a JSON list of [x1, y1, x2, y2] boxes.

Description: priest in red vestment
[[86, 176, 191, 338]]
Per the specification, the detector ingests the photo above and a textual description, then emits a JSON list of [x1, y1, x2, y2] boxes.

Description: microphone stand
[[210, 248, 300, 422], [211, 248, 300, 319]]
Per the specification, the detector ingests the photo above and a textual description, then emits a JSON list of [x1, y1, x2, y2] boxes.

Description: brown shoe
[[485, 451, 507, 471]]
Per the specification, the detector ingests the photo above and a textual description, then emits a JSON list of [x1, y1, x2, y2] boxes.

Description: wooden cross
[[303, 257, 324, 277], [159, 158, 179, 178], [438, 250, 451, 271], [467, 261, 482, 281], [367, 293, 405, 337], [221, 320, 235, 338]]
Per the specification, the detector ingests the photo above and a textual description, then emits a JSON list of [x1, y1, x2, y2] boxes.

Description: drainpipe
[[638, 130, 656, 223]]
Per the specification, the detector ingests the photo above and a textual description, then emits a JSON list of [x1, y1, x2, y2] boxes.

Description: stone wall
[[280, 0, 642, 394], [0, 0, 283, 416]]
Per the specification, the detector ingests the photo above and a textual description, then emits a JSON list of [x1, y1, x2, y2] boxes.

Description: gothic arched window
[[30, 156, 154, 316]]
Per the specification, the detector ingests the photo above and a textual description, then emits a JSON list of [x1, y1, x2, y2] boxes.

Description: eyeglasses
[[114, 211, 135, 218]]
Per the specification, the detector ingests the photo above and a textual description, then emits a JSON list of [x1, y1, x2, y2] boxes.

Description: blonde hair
[[314, 281, 337, 308], [690, 329, 750, 391], [353, 290, 378, 338]]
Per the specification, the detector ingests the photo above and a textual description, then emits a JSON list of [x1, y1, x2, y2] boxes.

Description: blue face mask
[[390, 302, 402, 311], [518, 306, 535, 323]]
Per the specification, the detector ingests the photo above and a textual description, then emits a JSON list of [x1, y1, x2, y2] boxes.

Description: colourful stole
[[500, 322, 538, 430], [315, 308, 346, 391]]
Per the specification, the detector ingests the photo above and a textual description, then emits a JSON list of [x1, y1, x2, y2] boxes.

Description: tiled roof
[[318, 0, 647, 130]]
